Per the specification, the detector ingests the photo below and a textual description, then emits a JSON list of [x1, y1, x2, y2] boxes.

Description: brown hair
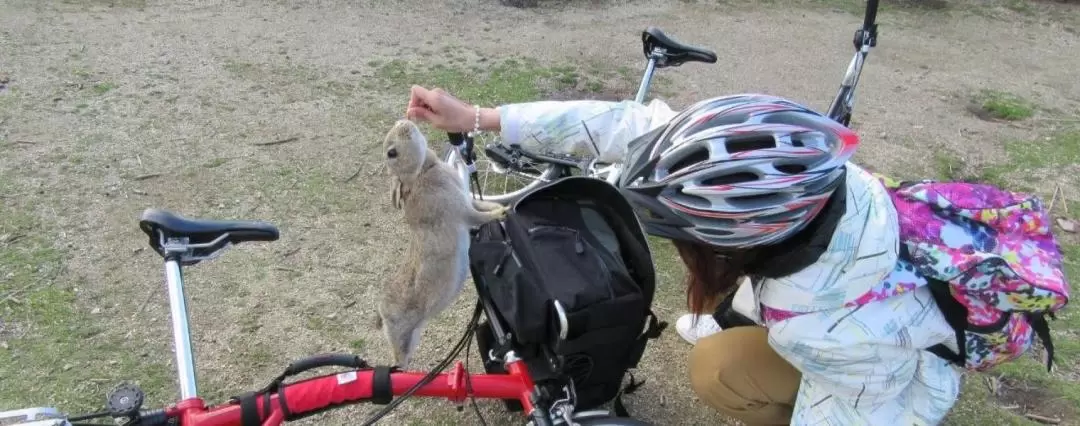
[[673, 240, 758, 316]]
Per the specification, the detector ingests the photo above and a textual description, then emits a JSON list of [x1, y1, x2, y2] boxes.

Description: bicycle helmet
[[617, 94, 859, 249]]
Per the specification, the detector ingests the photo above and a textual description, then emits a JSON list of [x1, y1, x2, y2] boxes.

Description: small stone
[[0, 341, 9, 350], [1057, 218, 1076, 233], [326, 313, 338, 319], [91, 307, 101, 314], [62, 364, 73, 371]]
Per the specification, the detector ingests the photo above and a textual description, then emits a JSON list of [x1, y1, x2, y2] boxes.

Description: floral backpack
[[873, 174, 1071, 372]]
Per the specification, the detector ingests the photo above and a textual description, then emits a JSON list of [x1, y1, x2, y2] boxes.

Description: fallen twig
[[1023, 413, 1061, 424], [1033, 117, 1080, 123], [13, 140, 37, 145], [132, 173, 161, 181], [0, 283, 37, 304], [282, 247, 302, 258], [985, 375, 1001, 395], [272, 266, 301, 273], [124, 288, 159, 339], [253, 136, 299, 147], [1047, 184, 1061, 214], [343, 166, 364, 183], [1, 233, 26, 244]]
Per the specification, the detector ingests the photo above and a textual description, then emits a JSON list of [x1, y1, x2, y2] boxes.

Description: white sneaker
[[675, 313, 722, 345]]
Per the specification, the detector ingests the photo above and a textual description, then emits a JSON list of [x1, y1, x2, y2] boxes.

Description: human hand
[[405, 86, 475, 133]]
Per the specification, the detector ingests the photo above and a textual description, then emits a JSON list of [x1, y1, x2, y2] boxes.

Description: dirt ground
[[2, 0, 1079, 425]]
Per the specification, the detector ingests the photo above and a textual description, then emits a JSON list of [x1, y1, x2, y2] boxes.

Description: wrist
[[477, 107, 501, 132]]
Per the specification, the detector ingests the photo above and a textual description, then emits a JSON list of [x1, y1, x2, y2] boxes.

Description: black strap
[[277, 382, 293, 421], [235, 391, 272, 426], [644, 311, 666, 339], [923, 278, 968, 367], [612, 372, 645, 417], [371, 366, 398, 405], [1028, 313, 1055, 372], [237, 391, 260, 426]]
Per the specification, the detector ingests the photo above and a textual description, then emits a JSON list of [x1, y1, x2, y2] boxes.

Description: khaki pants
[[688, 325, 801, 426]]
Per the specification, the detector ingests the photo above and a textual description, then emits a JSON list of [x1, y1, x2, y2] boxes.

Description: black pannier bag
[[468, 176, 666, 415]]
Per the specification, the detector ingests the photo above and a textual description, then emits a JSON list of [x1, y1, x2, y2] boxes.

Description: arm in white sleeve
[[495, 99, 679, 163], [766, 287, 961, 425]]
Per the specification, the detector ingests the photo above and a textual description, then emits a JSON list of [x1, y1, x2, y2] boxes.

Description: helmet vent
[[725, 136, 775, 153], [701, 172, 758, 186], [668, 149, 710, 175], [729, 193, 787, 209], [775, 164, 808, 174]]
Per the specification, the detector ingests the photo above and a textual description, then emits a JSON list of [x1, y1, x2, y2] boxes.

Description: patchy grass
[[91, 82, 116, 95], [0, 203, 174, 413], [1004, 130, 1080, 170], [971, 89, 1036, 121]]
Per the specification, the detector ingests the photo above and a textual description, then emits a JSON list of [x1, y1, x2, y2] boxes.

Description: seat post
[[163, 256, 199, 400], [634, 53, 661, 104]]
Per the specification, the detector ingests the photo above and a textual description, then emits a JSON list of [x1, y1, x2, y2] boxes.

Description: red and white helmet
[[617, 94, 859, 248]]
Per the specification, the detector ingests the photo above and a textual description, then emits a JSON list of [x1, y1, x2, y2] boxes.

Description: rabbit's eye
[[387, 148, 398, 159]]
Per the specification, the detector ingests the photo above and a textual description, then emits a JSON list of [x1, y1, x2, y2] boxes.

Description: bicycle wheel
[[446, 132, 562, 205], [542, 410, 655, 426]]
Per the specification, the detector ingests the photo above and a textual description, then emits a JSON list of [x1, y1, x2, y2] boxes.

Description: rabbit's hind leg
[[379, 312, 424, 369]]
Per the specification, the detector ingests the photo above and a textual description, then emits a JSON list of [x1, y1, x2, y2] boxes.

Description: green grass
[[975, 89, 1036, 121], [91, 82, 116, 95], [0, 204, 174, 412], [1004, 130, 1080, 170]]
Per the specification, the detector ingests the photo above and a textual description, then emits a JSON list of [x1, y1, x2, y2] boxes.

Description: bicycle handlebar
[[863, 0, 879, 32], [93, 358, 539, 426]]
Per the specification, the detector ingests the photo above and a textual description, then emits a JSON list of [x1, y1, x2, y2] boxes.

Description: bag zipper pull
[[574, 234, 585, 254], [494, 242, 513, 276]]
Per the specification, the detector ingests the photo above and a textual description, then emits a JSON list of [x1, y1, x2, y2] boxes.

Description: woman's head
[[617, 94, 859, 250]]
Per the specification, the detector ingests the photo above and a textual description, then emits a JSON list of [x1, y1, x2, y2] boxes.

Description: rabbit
[[374, 119, 508, 369]]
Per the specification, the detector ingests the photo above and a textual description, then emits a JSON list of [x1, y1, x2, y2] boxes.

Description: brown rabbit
[[375, 119, 507, 369]]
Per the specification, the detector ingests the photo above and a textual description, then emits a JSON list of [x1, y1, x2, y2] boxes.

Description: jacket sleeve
[[766, 286, 962, 425], [496, 99, 679, 163]]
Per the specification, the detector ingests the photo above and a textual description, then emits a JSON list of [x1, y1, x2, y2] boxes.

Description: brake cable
[[358, 302, 484, 425]]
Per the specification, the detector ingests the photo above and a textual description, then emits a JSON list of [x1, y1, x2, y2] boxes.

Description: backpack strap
[[924, 278, 968, 367], [1028, 312, 1056, 372]]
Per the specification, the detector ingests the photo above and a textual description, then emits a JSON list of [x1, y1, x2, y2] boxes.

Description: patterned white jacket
[[495, 98, 963, 425]]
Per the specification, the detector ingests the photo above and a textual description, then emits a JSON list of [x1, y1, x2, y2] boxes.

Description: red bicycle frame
[[160, 358, 539, 426]]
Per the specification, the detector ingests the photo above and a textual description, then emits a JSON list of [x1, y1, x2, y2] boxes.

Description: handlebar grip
[[283, 353, 367, 376], [864, 0, 878, 30], [448, 132, 465, 146]]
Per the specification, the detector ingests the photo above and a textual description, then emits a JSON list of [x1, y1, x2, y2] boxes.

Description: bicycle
[[0, 209, 652, 426], [443, 26, 719, 205], [446, 0, 879, 205]]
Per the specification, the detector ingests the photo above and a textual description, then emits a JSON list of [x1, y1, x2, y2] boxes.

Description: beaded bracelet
[[468, 105, 481, 138]]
